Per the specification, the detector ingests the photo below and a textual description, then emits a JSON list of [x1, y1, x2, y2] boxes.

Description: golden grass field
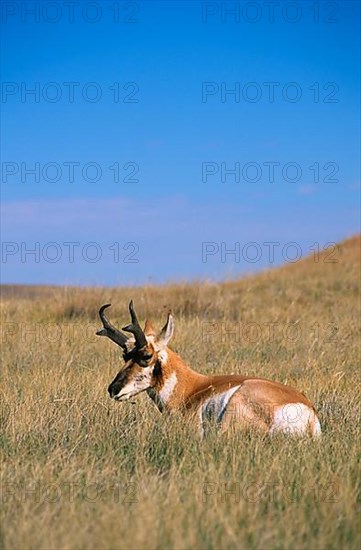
[[1, 235, 360, 550]]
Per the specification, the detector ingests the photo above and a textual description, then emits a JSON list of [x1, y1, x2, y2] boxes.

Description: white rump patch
[[271, 403, 320, 436], [158, 372, 177, 404]]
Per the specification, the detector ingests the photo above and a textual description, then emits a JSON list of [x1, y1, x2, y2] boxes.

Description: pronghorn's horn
[[122, 300, 148, 349], [96, 304, 129, 349]]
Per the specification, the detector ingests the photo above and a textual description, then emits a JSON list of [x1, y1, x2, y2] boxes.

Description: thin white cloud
[[1, 196, 359, 285], [298, 185, 315, 195]]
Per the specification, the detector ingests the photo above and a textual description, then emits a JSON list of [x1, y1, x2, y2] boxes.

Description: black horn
[[122, 300, 147, 349], [96, 304, 129, 349]]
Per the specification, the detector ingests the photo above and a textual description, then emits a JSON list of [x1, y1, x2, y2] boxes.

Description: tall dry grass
[[1, 236, 360, 549]]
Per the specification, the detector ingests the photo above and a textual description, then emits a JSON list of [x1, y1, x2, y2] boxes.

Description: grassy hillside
[[1, 235, 360, 550]]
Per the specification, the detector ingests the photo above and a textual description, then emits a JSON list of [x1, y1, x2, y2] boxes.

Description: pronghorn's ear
[[144, 319, 156, 336], [156, 312, 174, 348]]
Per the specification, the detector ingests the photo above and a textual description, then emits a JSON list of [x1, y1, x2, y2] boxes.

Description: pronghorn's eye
[[137, 352, 154, 367]]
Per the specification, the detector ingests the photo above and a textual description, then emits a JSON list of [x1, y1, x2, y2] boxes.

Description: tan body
[[98, 303, 321, 438], [148, 348, 321, 437]]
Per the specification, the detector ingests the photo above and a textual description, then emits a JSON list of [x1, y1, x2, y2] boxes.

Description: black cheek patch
[[153, 361, 162, 379]]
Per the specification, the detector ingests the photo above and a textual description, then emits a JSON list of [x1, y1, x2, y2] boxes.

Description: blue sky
[[1, 0, 360, 285]]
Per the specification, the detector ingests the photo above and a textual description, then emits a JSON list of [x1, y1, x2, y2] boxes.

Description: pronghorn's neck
[[147, 348, 209, 412], [147, 348, 250, 413]]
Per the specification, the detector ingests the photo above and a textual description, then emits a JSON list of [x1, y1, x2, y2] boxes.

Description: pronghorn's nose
[[108, 384, 117, 398]]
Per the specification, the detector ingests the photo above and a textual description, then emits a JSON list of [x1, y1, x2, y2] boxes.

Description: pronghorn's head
[[96, 301, 174, 401]]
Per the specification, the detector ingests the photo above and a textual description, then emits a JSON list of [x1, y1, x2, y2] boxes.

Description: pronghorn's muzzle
[[108, 383, 118, 399], [108, 369, 128, 399]]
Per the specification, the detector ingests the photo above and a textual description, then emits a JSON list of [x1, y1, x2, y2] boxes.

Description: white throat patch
[[158, 372, 178, 404]]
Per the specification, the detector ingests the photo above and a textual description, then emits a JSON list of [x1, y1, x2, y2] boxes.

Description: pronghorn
[[97, 302, 321, 437]]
